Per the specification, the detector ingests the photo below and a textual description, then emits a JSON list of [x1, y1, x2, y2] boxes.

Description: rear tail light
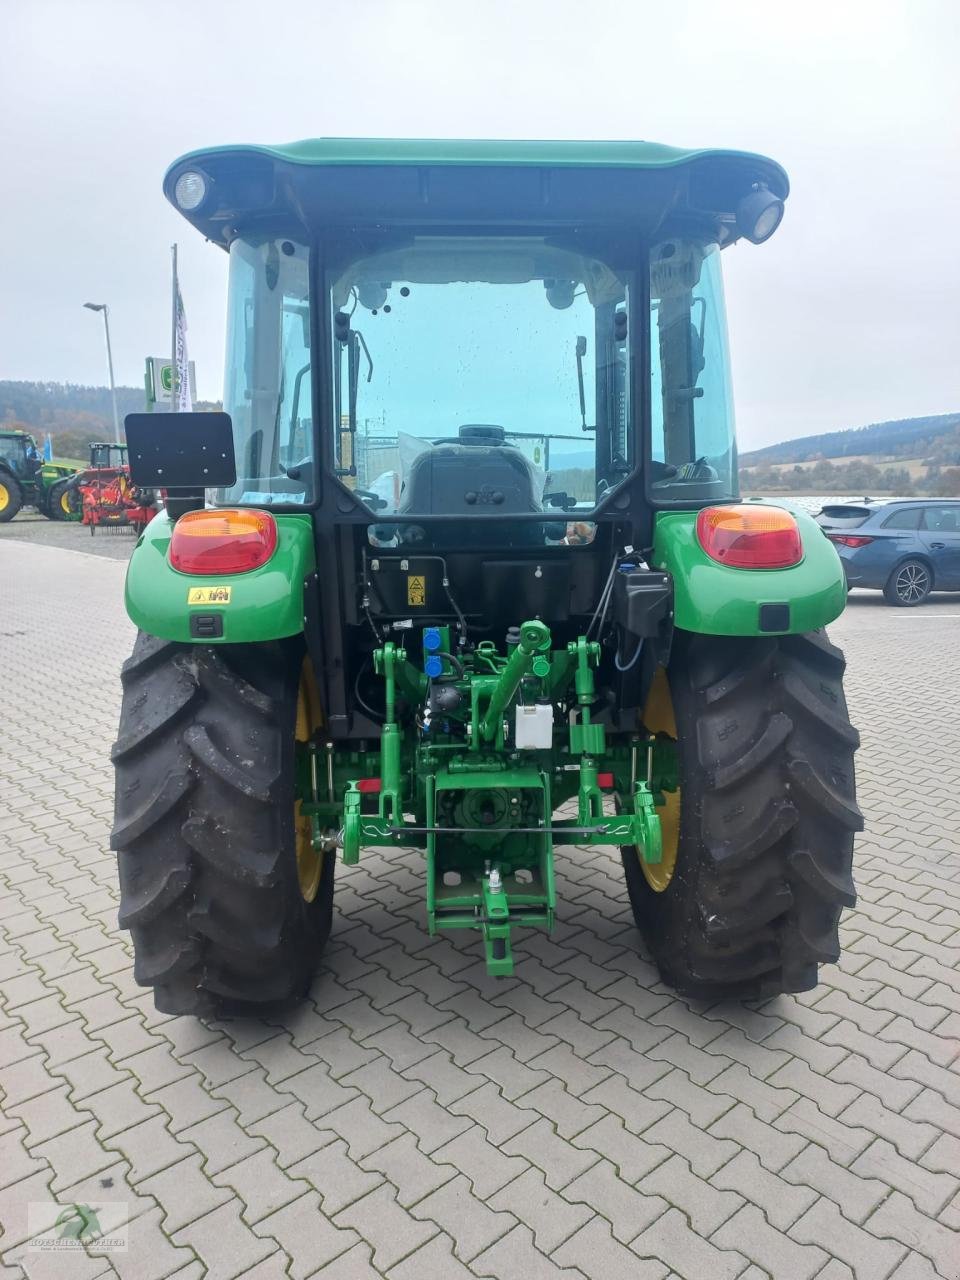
[[826, 534, 874, 549], [170, 508, 278, 574], [696, 504, 802, 569]]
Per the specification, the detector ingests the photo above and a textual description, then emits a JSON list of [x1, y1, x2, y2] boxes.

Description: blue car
[[816, 499, 960, 605]]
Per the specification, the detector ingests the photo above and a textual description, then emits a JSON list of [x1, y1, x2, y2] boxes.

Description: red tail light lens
[[169, 509, 278, 575], [696, 504, 802, 569], [826, 534, 874, 549]]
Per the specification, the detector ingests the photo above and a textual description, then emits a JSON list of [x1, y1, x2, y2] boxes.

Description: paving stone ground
[[1, 537, 959, 1280], [0, 514, 137, 562]]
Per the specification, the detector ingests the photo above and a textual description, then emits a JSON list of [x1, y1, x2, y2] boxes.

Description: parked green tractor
[[0, 430, 79, 522], [113, 139, 862, 1017]]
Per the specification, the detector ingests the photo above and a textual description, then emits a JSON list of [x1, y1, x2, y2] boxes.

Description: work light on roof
[[736, 184, 784, 245], [174, 171, 208, 212]]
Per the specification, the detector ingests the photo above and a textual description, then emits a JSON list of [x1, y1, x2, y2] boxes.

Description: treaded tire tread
[[48, 477, 78, 521], [0, 473, 23, 523], [112, 632, 334, 1017], [621, 629, 861, 1001]]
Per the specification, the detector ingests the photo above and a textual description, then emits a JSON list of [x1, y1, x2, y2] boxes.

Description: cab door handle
[[930, 541, 947, 549]]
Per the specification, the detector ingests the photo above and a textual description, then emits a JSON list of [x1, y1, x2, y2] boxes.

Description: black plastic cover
[[125, 412, 236, 489], [613, 569, 672, 638]]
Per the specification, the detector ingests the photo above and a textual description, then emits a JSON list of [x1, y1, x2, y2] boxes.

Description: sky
[[3, 0, 958, 450]]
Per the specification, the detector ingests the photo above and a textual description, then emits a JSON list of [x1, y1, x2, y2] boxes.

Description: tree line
[[740, 456, 960, 497]]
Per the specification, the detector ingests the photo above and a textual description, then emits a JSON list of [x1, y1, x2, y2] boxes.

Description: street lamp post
[[83, 302, 121, 444]]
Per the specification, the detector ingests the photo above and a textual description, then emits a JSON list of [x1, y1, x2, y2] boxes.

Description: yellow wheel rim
[[639, 668, 681, 893], [295, 659, 324, 902], [0, 483, 8, 512], [60, 490, 72, 515]]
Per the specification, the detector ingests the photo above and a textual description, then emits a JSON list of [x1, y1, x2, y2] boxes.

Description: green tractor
[[0, 430, 79, 522], [113, 139, 862, 1017]]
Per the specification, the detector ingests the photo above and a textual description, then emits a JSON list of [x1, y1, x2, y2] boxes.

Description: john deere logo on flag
[[148, 358, 196, 405]]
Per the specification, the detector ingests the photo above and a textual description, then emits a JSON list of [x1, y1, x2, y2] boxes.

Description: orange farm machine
[[77, 443, 160, 534]]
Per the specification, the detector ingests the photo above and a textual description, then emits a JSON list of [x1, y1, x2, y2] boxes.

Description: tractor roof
[[164, 138, 789, 249]]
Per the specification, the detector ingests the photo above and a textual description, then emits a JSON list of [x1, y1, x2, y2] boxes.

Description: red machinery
[[77, 443, 160, 535]]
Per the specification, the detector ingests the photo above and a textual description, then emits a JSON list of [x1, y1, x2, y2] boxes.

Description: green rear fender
[[652, 506, 846, 636], [125, 511, 315, 643]]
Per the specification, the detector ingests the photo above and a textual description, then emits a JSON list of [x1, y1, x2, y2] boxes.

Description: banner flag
[[171, 244, 193, 413]]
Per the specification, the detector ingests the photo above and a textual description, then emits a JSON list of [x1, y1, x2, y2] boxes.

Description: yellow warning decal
[[407, 574, 426, 607], [187, 586, 232, 605]]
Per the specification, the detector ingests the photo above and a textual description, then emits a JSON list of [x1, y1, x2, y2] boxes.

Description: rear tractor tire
[[0, 474, 23, 522], [621, 630, 861, 1001], [111, 632, 335, 1017], [48, 477, 80, 521]]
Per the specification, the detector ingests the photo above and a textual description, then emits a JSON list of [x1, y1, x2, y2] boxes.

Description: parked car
[[816, 499, 960, 605]]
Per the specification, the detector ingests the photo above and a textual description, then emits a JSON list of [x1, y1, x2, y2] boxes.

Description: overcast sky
[[3, 0, 958, 449]]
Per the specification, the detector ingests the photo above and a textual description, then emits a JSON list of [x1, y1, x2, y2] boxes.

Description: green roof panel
[[163, 137, 789, 246]]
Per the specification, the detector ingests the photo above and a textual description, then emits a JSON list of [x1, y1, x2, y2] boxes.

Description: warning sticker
[[187, 586, 232, 605], [407, 574, 426, 607]]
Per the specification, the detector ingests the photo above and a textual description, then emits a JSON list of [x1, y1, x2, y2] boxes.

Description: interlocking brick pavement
[[2, 538, 959, 1278]]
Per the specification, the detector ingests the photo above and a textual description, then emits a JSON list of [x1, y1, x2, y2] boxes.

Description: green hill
[[740, 412, 960, 497], [740, 412, 960, 466]]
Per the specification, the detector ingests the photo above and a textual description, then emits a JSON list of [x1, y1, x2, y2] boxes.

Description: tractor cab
[[0, 431, 39, 479], [163, 140, 788, 547], [89, 442, 128, 470]]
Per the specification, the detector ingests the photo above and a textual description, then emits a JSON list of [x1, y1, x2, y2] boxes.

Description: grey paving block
[[140, 1152, 235, 1234], [473, 1223, 590, 1279], [213, 1147, 313, 1224], [631, 1207, 748, 1280], [712, 1204, 828, 1280], [333, 1183, 437, 1272], [408, 1171, 516, 1261], [290, 1135, 385, 1215], [642, 1152, 745, 1235], [711, 1148, 815, 1231], [382, 1085, 473, 1154], [782, 1142, 888, 1222], [789, 1197, 906, 1280], [173, 1199, 279, 1280], [386, 1231, 482, 1280], [434, 1125, 531, 1198], [864, 1189, 960, 1280], [553, 1216, 669, 1280], [359, 1132, 457, 1207], [244, 1101, 331, 1169], [488, 1166, 591, 1254], [562, 1157, 667, 1243]]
